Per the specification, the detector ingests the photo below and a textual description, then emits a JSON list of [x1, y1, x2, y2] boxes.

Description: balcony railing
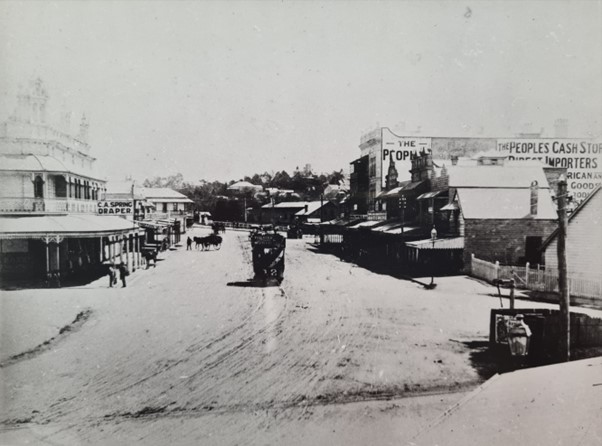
[[0, 197, 97, 214]]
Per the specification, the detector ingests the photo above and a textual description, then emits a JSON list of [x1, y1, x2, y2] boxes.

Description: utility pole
[[557, 175, 570, 362], [320, 193, 324, 245]]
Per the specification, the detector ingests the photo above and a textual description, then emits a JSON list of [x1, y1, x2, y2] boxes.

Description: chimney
[[530, 180, 538, 216]]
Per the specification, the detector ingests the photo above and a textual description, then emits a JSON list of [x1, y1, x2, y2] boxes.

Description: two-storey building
[[0, 79, 142, 286]]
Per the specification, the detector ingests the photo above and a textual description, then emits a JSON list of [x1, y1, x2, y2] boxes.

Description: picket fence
[[470, 254, 602, 301]]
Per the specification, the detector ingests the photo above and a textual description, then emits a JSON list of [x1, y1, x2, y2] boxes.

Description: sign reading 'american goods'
[[97, 200, 133, 215]]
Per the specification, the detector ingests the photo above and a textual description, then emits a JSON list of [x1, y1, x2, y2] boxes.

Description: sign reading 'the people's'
[[381, 128, 432, 188], [97, 200, 133, 215], [497, 139, 602, 200]]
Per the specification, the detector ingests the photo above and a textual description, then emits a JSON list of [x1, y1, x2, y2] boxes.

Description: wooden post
[[509, 279, 515, 309], [557, 175, 570, 362], [125, 233, 130, 270], [45, 238, 50, 279], [525, 262, 530, 286]]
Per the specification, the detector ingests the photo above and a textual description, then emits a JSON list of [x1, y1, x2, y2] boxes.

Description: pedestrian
[[107, 263, 117, 288], [187, 236, 192, 250], [117, 262, 129, 288]]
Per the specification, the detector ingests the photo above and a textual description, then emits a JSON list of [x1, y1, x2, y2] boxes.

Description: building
[[350, 127, 602, 213], [293, 200, 338, 223], [0, 79, 143, 285], [259, 201, 306, 224], [542, 186, 602, 282]]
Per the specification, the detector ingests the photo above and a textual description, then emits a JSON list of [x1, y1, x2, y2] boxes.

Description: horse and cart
[[250, 228, 286, 285]]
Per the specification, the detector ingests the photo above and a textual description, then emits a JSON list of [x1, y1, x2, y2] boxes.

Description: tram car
[[251, 231, 285, 285]]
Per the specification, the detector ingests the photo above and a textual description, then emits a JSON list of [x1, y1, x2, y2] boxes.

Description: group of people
[[107, 262, 129, 288]]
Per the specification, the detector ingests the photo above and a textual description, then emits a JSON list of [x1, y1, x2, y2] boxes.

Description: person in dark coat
[[187, 236, 192, 250], [117, 262, 129, 288]]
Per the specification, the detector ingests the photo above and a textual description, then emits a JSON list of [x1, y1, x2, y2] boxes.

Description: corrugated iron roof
[[405, 237, 464, 249], [0, 215, 138, 239], [457, 187, 557, 219]]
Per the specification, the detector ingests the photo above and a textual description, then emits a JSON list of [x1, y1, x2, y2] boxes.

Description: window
[[34, 176, 44, 198]]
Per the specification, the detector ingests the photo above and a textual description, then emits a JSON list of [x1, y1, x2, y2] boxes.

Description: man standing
[[117, 262, 129, 288], [107, 263, 117, 287], [187, 236, 192, 250]]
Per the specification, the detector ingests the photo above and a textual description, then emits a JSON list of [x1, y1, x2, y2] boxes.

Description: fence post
[[471, 253, 475, 274], [525, 262, 530, 286], [495, 260, 499, 280]]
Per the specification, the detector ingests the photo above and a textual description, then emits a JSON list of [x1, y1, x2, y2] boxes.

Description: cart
[[251, 232, 286, 285]]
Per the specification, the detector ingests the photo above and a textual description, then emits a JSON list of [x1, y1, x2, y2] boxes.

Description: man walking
[[187, 236, 192, 250]]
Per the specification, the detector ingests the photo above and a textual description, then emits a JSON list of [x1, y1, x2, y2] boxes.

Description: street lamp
[[426, 226, 437, 289], [507, 314, 532, 357]]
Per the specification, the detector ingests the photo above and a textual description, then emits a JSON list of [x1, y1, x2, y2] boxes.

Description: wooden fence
[[470, 254, 602, 301]]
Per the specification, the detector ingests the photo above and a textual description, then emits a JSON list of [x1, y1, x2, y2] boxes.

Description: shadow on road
[[461, 340, 499, 380], [227, 279, 280, 288]]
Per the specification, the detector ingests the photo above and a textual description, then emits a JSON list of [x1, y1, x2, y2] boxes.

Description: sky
[[1, 1, 601, 183]]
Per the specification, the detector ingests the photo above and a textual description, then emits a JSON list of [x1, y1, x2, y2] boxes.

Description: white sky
[[1, 1, 601, 183]]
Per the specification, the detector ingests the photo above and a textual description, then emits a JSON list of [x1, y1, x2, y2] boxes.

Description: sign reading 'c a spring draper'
[[97, 200, 133, 215]]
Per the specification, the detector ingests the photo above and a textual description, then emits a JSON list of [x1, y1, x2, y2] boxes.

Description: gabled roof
[[227, 181, 263, 190], [261, 201, 306, 209], [295, 201, 332, 216], [457, 187, 557, 220], [541, 186, 601, 249], [137, 187, 192, 202], [447, 165, 550, 188]]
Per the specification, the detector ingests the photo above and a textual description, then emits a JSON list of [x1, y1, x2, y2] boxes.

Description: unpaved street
[[1, 228, 585, 445]]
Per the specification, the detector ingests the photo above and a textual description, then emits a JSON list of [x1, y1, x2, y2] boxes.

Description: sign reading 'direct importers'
[[496, 139, 602, 201], [97, 200, 133, 215]]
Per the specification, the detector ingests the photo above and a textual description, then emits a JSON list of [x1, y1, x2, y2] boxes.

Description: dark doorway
[[525, 236, 543, 265]]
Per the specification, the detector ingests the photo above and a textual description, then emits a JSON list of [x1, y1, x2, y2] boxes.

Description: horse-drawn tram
[[250, 231, 286, 285]]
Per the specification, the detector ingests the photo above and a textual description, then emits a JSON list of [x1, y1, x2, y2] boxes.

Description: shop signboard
[[97, 200, 134, 215], [381, 128, 432, 188], [496, 138, 602, 201]]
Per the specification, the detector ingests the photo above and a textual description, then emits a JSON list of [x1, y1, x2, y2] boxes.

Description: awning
[[440, 202, 460, 211], [384, 226, 419, 235], [405, 237, 465, 250], [0, 215, 139, 239], [371, 221, 403, 232], [137, 221, 167, 229], [416, 190, 445, 200], [347, 220, 383, 229]]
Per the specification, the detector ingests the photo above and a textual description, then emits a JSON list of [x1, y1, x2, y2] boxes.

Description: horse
[[193, 236, 204, 250], [194, 235, 222, 250]]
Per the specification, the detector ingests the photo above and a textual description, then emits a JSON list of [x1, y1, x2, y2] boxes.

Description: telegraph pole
[[557, 175, 570, 362]]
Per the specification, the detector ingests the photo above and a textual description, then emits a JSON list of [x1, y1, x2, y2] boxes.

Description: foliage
[[142, 167, 347, 221]]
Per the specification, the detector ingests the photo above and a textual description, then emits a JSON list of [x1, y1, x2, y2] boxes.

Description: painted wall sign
[[497, 139, 602, 200], [97, 200, 133, 215], [381, 128, 432, 188]]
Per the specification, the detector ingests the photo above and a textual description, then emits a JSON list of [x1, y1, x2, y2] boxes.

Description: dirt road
[[1, 228, 578, 445]]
